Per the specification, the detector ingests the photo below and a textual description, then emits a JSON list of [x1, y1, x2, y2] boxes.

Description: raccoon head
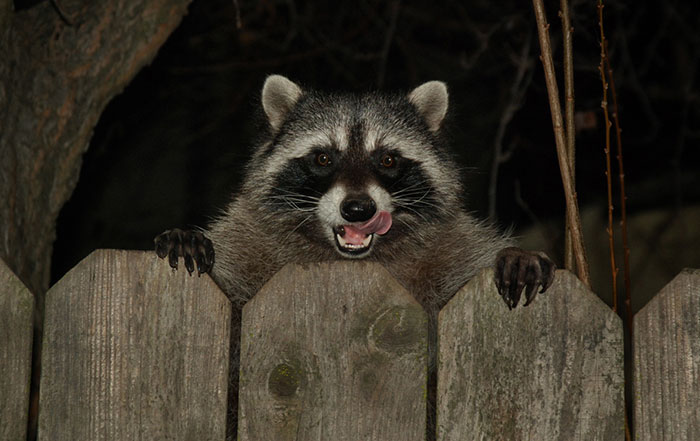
[[252, 75, 461, 258]]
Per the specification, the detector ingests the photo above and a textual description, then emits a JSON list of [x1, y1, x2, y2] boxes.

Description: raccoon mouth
[[333, 211, 392, 256], [334, 228, 374, 254]]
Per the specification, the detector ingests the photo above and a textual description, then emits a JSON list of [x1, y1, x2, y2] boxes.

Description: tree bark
[[0, 0, 192, 307]]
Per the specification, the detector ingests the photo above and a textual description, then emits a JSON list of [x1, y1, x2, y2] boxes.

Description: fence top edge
[[50, 249, 131, 290], [247, 259, 421, 312], [679, 267, 700, 277], [0, 257, 35, 306], [272, 260, 395, 275], [636, 267, 700, 318], [48, 248, 225, 298], [441, 267, 619, 321]]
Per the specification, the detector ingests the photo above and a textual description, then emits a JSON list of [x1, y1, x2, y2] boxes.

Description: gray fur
[[207, 76, 513, 312], [193, 76, 516, 438]]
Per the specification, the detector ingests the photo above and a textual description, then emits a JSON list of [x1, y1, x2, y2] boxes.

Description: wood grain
[[38, 249, 231, 441], [0, 258, 34, 441], [634, 268, 700, 441], [437, 269, 624, 440], [238, 261, 427, 441]]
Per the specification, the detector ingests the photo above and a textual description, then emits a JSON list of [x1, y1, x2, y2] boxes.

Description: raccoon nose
[[340, 196, 377, 223]]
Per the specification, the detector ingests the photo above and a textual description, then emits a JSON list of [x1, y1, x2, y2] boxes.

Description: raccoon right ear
[[408, 81, 448, 132], [262, 75, 303, 131]]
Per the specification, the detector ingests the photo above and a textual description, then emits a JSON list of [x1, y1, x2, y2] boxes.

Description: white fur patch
[[260, 127, 354, 185], [363, 128, 381, 152], [367, 182, 392, 212], [334, 127, 349, 152], [316, 182, 394, 231], [317, 184, 347, 228], [260, 133, 331, 183]]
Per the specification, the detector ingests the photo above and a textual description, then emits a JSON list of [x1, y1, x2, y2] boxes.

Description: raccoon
[[154, 75, 555, 435]]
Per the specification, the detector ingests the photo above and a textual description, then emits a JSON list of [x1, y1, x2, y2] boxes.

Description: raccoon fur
[[155, 75, 555, 436]]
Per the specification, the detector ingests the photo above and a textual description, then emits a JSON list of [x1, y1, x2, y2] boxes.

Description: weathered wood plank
[[238, 261, 427, 441], [634, 268, 700, 441], [0, 258, 34, 441], [437, 269, 624, 440], [38, 249, 231, 441]]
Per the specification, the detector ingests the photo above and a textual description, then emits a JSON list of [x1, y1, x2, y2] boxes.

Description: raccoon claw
[[154, 229, 215, 276], [494, 247, 555, 309]]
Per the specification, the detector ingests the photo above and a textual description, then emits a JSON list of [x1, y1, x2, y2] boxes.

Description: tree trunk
[[0, 0, 192, 308], [1, 2, 193, 437]]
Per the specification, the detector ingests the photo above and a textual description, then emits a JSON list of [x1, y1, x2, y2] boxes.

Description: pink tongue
[[342, 211, 392, 245]]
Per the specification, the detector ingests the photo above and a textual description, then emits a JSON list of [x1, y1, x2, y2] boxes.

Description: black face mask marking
[[265, 144, 442, 230]]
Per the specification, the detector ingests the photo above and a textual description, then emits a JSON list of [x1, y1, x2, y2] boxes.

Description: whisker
[[265, 188, 321, 213], [265, 200, 316, 213], [267, 196, 319, 206], [282, 214, 314, 243], [392, 201, 431, 223], [390, 180, 430, 195], [395, 217, 423, 238]]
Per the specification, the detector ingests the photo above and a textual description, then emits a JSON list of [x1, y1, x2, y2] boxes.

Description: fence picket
[[437, 269, 624, 440], [634, 268, 700, 441], [0, 259, 34, 441], [37, 249, 231, 441], [238, 261, 428, 441], [4, 246, 695, 440]]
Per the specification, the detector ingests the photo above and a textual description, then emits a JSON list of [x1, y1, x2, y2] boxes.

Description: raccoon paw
[[494, 247, 555, 309], [154, 228, 215, 276]]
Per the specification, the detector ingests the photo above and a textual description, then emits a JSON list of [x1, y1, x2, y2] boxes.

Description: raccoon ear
[[262, 75, 303, 131], [408, 81, 448, 132]]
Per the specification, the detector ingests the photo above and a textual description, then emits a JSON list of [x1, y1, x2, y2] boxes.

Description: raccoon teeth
[[335, 232, 373, 252]]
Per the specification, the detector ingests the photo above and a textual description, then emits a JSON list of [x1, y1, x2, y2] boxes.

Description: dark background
[[51, 0, 700, 311]]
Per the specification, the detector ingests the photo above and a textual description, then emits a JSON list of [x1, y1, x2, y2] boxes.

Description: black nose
[[340, 196, 377, 222]]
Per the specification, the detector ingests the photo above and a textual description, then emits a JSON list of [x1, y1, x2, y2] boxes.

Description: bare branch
[[606, 37, 632, 329], [599, 4, 633, 439], [598, 3, 618, 314], [531, 0, 590, 288], [560, 0, 576, 272]]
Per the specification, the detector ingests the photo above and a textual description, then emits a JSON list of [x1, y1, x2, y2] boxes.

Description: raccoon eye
[[316, 152, 331, 167], [380, 154, 395, 168]]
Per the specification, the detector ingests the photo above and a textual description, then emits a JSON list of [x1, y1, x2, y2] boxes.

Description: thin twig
[[531, 0, 591, 288], [560, 0, 576, 272], [599, 5, 633, 441], [605, 42, 631, 330], [598, 4, 618, 314]]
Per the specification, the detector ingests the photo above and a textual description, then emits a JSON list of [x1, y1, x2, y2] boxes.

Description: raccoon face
[[256, 75, 458, 258], [315, 159, 396, 257]]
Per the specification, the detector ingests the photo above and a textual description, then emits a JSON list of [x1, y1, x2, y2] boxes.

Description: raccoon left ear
[[262, 75, 303, 131], [408, 81, 448, 132]]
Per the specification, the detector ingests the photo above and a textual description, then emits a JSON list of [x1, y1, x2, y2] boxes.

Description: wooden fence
[[0, 249, 698, 440]]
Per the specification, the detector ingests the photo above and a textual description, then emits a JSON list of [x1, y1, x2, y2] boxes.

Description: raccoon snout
[[340, 196, 377, 223]]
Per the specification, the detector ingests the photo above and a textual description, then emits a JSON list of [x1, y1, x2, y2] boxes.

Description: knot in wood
[[268, 362, 303, 398], [369, 306, 425, 356]]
